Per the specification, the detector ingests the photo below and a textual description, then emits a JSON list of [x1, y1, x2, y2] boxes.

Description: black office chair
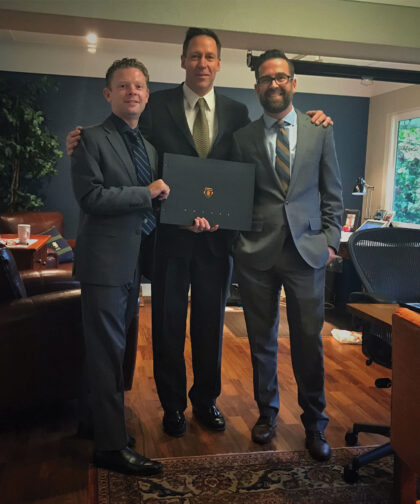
[[343, 227, 420, 483]]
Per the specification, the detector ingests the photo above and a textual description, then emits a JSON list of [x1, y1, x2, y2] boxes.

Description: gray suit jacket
[[232, 109, 343, 270], [71, 115, 158, 285]]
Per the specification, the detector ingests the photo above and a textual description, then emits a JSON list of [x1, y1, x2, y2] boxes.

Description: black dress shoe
[[163, 410, 186, 437], [305, 430, 331, 461], [192, 405, 225, 431], [93, 446, 162, 476], [77, 423, 136, 448], [251, 415, 277, 444]]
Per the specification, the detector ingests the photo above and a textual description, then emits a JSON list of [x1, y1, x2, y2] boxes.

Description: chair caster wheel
[[345, 431, 358, 446], [343, 464, 359, 483]]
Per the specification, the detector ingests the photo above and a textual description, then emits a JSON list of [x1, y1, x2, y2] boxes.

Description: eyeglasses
[[257, 73, 294, 86]]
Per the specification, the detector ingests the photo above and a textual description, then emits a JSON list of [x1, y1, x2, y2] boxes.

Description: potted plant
[[0, 75, 63, 212]]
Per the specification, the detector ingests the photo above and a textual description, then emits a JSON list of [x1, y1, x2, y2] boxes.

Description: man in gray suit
[[232, 50, 343, 461], [71, 58, 169, 475]]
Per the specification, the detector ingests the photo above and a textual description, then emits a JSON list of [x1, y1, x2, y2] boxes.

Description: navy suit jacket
[[139, 84, 250, 258]]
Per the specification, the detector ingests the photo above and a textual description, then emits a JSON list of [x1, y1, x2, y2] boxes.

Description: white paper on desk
[[0, 238, 38, 248]]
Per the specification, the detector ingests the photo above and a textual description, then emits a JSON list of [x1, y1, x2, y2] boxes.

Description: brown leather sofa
[[0, 211, 75, 270], [0, 241, 139, 416]]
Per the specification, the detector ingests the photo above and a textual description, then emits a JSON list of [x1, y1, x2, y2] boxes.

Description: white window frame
[[385, 108, 420, 228]]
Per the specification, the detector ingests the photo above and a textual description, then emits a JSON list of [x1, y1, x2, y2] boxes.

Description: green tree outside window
[[393, 117, 420, 225]]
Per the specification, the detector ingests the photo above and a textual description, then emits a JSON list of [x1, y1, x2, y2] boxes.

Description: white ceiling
[[0, 28, 419, 98]]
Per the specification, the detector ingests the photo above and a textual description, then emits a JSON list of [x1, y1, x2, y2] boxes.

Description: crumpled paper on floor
[[331, 329, 362, 344]]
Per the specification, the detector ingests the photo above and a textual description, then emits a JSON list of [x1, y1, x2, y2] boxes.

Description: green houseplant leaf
[[0, 76, 63, 212]]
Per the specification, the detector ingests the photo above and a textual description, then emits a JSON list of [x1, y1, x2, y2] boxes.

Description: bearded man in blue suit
[[232, 50, 343, 461]]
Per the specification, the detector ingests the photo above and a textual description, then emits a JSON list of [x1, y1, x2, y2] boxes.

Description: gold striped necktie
[[193, 97, 210, 158], [275, 120, 290, 196]]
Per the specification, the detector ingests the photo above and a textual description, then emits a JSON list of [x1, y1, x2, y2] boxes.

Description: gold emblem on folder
[[203, 187, 214, 199]]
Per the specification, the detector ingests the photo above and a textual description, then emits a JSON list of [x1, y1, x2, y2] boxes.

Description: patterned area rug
[[89, 447, 393, 503]]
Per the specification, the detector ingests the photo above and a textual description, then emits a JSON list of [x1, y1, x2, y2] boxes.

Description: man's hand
[[182, 217, 219, 233], [149, 179, 170, 200], [326, 246, 340, 265], [66, 126, 83, 155], [306, 110, 334, 127]]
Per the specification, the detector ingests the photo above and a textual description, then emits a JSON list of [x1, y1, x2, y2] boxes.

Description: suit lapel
[[166, 85, 196, 151], [288, 109, 309, 194], [102, 117, 138, 185]]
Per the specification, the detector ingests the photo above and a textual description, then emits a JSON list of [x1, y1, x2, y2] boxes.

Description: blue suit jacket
[[232, 109, 343, 270]]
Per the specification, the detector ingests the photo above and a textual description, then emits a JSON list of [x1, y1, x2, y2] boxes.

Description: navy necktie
[[126, 130, 156, 235], [275, 120, 290, 197]]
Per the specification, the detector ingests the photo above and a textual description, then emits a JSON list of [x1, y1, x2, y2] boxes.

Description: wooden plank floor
[[0, 301, 392, 504]]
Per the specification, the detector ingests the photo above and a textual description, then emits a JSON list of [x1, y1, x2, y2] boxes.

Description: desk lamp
[[352, 177, 374, 220]]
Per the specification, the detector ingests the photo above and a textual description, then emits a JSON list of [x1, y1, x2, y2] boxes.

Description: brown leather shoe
[[251, 415, 277, 444], [305, 430, 331, 461]]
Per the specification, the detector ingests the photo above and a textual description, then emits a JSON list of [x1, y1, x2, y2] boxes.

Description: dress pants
[[79, 234, 152, 451], [236, 235, 329, 432], [152, 234, 232, 412]]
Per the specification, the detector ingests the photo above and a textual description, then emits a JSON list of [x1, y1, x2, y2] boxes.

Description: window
[[392, 116, 420, 225]]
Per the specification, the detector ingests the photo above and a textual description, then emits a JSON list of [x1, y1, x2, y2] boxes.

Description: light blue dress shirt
[[263, 107, 297, 173]]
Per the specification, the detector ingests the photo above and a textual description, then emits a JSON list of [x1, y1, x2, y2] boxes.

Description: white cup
[[18, 224, 31, 244]]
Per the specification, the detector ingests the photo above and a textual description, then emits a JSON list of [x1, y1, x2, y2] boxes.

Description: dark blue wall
[[1, 71, 369, 238]]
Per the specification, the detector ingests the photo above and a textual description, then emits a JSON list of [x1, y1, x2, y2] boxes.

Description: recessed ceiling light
[[86, 33, 97, 44], [87, 47, 97, 54]]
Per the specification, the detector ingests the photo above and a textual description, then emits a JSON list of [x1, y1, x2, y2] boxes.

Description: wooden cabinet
[[391, 308, 420, 504], [1, 234, 50, 270]]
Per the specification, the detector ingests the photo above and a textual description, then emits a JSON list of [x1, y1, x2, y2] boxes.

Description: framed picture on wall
[[342, 208, 361, 231]]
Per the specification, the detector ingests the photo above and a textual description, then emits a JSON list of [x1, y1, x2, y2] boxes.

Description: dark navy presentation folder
[[160, 153, 255, 231]]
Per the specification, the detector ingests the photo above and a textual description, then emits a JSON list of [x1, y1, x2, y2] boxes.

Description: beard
[[259, 88, 293, 115]]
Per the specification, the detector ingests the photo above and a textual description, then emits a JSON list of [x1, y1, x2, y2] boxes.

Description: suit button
[[285, 200, 289, 205]]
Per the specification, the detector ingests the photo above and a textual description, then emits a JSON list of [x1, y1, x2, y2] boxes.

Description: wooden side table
[[1, 234, 51, 270]]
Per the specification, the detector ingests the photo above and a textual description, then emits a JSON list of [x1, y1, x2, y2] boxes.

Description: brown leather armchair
[[0, 211, 75, 270], [0, 245, 139, 415]]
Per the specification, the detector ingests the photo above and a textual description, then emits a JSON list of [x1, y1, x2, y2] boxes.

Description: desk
[[329, 241, 362, 308], [347, 303, 398, 328], [0, 234, 50, 270]]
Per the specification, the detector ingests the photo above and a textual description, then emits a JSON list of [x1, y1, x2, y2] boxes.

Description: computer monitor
[[356, 219, 388, 231]]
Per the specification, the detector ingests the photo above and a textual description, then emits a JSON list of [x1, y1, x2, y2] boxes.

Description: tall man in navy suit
[[138, 28, 250, 436], [71, 58, 169, 475], [232, 50, 343, 461]]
